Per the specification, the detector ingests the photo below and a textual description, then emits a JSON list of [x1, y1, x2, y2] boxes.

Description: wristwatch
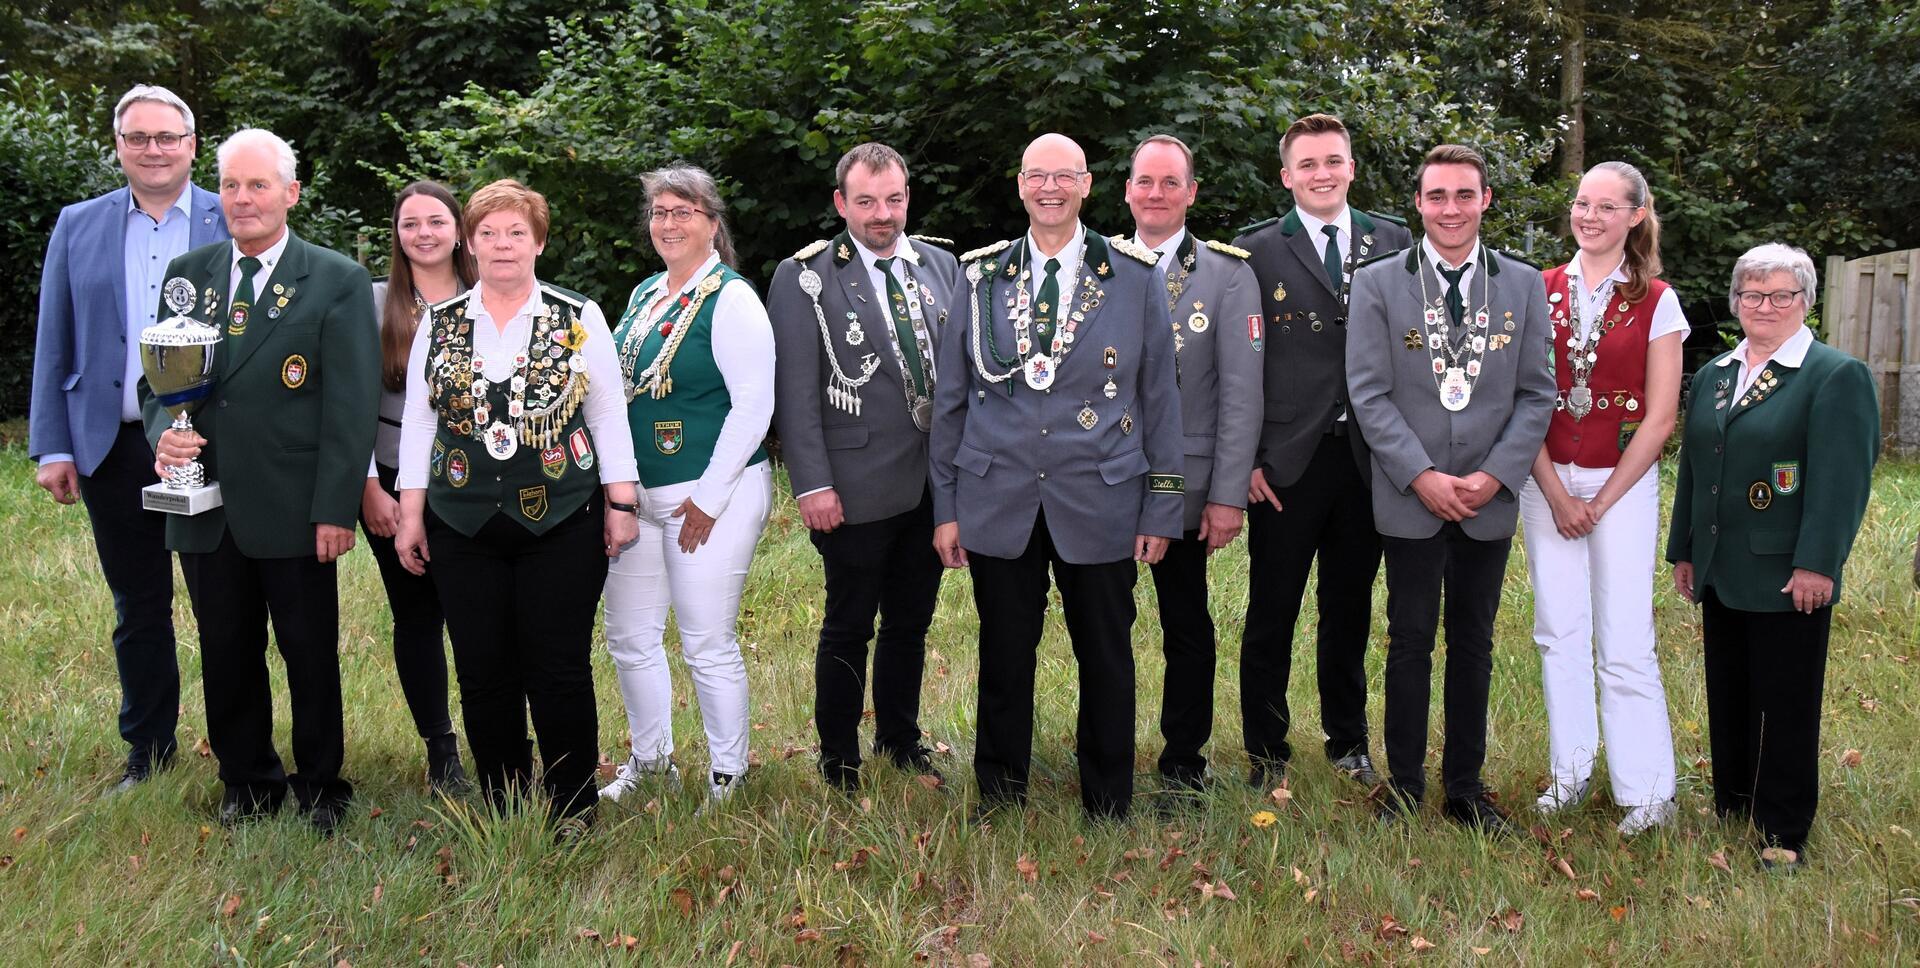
[[606, 500, 638, 514]]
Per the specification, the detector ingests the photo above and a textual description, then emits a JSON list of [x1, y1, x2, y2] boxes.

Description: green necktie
[[1439, 264, 1467, 329], [1321, 224, 1344, 291], [231, 255, 262, 336], [1035, 257, 1061, 344], [874, 256, 928, 396]]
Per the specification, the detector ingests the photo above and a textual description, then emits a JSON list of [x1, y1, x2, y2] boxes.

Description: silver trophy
[[139, 278, 224, 514]]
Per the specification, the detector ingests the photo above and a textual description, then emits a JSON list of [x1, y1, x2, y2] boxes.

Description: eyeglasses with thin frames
[[649, 206, 708, 224], [1569, 199, 1639, 221], [1735, 289, 1804, 310], [1020, 169, 1088, 189], [120, 131, 190, 150]]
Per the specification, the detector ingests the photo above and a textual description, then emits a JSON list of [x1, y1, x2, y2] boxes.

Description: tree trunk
[[1559, 0, 1586, 180]]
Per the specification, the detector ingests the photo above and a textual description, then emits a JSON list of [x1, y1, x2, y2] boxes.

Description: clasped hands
[[1409, 468, 1501, 522]]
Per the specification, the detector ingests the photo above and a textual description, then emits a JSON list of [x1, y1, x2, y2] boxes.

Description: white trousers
[[604, 461, 773, 777], [1519, 462, 1676, 806]]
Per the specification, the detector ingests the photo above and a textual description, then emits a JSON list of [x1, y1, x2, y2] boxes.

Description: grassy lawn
[[2, 446, 1916, 965]]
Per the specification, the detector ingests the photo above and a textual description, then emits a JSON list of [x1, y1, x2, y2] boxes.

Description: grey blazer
[[1236, 208, 1413, 486], [929, 229, 1185, 564], [769, 232, 962, 525], [1151, 233, 1265, 532], [1344, 243, 1553, 541]]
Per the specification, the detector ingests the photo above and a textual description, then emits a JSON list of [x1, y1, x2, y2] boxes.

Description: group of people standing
[[31, 85, 1879, 868]]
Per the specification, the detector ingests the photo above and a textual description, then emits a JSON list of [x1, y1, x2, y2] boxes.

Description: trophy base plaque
[[143, 481, 223, 515]]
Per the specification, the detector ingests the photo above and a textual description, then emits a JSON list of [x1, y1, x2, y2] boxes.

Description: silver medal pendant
[[911, 397, 933, 432], [485, 420, 519, 460], [1024, 353, 1056, 390], [845, 319, 866, 346], [1440, 367, 1472, 412], [1102, 376, 1118, 399], [1567, 385, 1594, 419]]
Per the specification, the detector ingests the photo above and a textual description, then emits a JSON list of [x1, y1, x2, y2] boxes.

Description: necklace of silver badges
[[967, 240, 1097, 391], [1560, 268, 1617, 420], [1416, 247, 1492, 412]]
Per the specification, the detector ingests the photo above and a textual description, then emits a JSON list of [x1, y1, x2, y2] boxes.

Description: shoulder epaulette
[[1108, 236, 1160, 266], [909, 234, 953, 247], [791, 238, 830, 262], [1204, 239, 1250, 260], [960, 239, 1013, 263], [1236, 215, 1281, 236], [1367, 210, 1409, 227], [538, 283, 585, 309], [430, 289, 475, 312]]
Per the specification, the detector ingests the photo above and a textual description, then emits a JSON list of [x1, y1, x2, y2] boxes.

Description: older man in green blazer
[[140, 128, 378, 835]]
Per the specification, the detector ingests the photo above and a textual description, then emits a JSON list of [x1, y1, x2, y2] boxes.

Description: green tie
[[1035, 257, 1061, 343], [874, 256, 928, 396], [231, 255, 262, 336], [1321, 224, 1344, 291], [1439, 264, 1467, 329]]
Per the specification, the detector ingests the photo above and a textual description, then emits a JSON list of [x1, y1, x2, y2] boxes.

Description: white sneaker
[[1617, 800, 1677, 836], [1535, 778, 1591, 814], [696, 771, 742, 816], [598, 754, 679, 802]]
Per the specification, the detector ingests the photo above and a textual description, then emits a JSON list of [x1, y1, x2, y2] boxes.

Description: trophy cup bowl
[[139, 279, 224, 514]]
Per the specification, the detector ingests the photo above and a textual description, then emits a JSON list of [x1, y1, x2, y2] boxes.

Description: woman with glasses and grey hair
[[599, 165, 775, 811], [1519, 161, 1684, 835], [1667, 242, 1879, 870]]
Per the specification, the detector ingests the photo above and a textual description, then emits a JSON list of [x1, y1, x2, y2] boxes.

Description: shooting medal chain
[[797, 267, 881, 416], [968, 240, 1095, 391], [617, 269, 724, 401], [889, 267, 939, 430], [1416, 246, 1491, 412], [1560, 264, 1619, 420], [428, 295, 590, 461]]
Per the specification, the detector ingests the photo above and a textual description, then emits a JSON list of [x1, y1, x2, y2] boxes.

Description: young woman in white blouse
[[598, 166, 776, 810]]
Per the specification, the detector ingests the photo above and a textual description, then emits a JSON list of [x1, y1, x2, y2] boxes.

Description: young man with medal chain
[[1233, 113, 1414, 792], [929, 133, 1185, 822], [1344, 144, 1554, 833], [768, 144, 962, 794], [1122, 134, 1264, 805]]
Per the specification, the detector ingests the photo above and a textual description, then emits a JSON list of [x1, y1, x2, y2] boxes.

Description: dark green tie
[[1035, 257, 1061, 343], [1439, 264, 1467, 329], [231, 255, 262, 335], [1321, 224, 1344, 291], [874, 256, 927, 396]]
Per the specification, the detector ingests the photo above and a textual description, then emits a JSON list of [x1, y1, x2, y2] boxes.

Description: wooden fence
[[1825, 248, 1919, 454]]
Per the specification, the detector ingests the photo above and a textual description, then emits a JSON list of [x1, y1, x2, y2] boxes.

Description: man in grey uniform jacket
[[1234, 113, 1413, 791], [769, 143, 962, 793], [1123, 134, 1263, 797], [930, 133, 1185, 821], [1345, 144, 1552, 833]]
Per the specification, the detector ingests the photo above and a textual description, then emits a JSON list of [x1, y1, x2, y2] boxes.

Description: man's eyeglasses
[[120, 131, 190, 150], [1020, 169, 1087, 189]]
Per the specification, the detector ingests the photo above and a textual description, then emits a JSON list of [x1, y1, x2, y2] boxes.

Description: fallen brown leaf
[[796, 928, 824, 943], [915, 774, 944, 790], [1609, 905, 1627, 922], [193, 737, 212, 757], [220, 893, 242, 918], [669, 887, 695, 917], [1575, 888, 1599, 901], [1016, 855, 1039, 882], [1411, 935, 1436, 951], [1494, 908, 1524, 933], [1708, 849, 1733, 874], [1086, 930, 1107, 943], [1840, 749, 1864, 768], [575, 927, 601, 941]]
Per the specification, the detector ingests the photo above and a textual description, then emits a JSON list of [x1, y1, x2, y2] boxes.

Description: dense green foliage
[[5, 0, 1916, 417]]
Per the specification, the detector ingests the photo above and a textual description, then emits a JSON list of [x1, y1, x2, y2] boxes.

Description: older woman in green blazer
[[1667, 242, 1878, 869]]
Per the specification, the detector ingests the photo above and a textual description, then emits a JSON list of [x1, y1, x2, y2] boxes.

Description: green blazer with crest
[[139, 231, 380, 558], [1666, 338, 1879, 611]]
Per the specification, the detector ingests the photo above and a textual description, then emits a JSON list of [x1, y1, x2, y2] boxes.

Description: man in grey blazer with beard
[[769, 143, 962, 794], [1122, 134, 1264, 801], [1345, 144, 1553, 834], [930, 132, 1184, 822]]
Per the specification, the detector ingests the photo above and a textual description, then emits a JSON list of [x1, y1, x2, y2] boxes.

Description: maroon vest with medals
[[1543, 266, 1666, 468]]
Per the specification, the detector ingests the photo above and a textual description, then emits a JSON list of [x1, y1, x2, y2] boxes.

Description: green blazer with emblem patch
[[139, 232, 380, 558], [1666, 339, 1878, 611]]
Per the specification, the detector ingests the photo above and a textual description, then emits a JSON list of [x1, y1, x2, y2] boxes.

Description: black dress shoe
[[219, 790, 283, 827], [1330, 753, 1382, 787], [425, 733, 472, 795], [1246, 759, 1286, 791], [1376, 792, 1418, 827], [107, 747, 177, 796], [886, 745, 946, 785], [309, 800, 349, 838], [1444, 793, 1516, 837]]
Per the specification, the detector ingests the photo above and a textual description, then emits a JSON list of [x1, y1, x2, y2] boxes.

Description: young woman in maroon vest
[[1519, 161, 1686, 835]]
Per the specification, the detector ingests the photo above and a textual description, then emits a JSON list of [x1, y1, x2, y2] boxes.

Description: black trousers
[[361, 463, 453, 739], [427, 502, 605, 820], [1701, 586, 1831, 852], [179, 530, 349, 811], [1147, 530, 1213, 783], [969, 509, 1139, 818], [810, 489, 944, 784], [1379, 522, 1511, 803], [75, 421, 179, 766], [1241, 433, 1382, 766]]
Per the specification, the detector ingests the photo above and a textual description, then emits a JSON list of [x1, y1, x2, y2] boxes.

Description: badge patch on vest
[[541, 446, 567, 480], [447, 449, 470, 488], [281, 354, 307, 389], [431, 440, 447, 479], [654, 420, 684, 455], [569, 428, 595, 470], [1771, 461, 1800, 494], [1748, 481, 1773, 510], [519, 485, 548, 521], [1618, 420, 1641, 453]]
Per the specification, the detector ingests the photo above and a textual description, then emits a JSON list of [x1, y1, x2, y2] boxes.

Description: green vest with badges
[[614, 264, 767, 487], [424, 284, 600, 536]]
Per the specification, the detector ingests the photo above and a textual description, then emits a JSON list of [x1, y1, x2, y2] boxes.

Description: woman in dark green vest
[[1668, 243, 1879, 870], [598, 166, 776, 812], [391, 179, 641, 832]]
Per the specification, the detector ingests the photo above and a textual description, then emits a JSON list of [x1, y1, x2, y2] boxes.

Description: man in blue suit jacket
[[28, 85, 228, 794]]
